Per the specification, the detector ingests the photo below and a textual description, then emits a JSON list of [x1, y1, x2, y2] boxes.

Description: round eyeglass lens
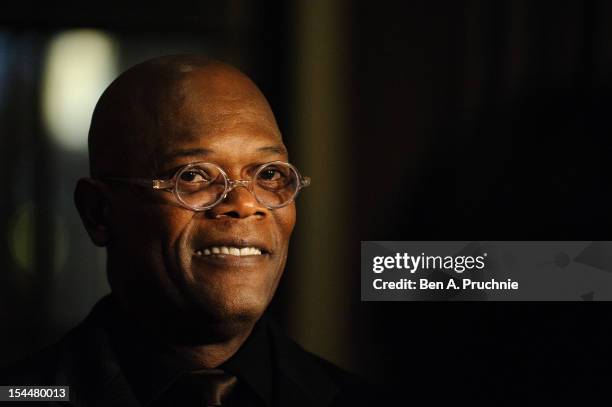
[[176, 163, 226, 209], [253, 163, 300, 208]]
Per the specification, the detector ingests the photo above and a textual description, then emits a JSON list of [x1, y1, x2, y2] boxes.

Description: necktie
[[166, 369, 238, 406]]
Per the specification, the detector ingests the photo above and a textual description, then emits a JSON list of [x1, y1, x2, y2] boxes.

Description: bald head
[[88, 55, 281, 178]]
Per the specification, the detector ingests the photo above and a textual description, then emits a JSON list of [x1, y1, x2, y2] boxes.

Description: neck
[[105, 293, 257, 369], [170, 325, 254, 369]]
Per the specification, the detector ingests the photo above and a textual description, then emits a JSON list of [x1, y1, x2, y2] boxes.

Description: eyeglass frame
[[98, 160, 311, 211]]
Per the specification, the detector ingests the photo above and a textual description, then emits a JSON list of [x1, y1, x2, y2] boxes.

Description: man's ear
[[74, 178, 112, 247]]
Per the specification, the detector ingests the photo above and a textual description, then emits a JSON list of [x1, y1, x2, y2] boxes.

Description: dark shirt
[[98, 296, 273, 406], [1, 295, 377, 407]]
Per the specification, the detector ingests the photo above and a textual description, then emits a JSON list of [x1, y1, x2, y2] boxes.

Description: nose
[[205, 184, 267, 219]]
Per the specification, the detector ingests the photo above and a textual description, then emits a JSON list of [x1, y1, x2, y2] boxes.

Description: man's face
[[105, 70, 295, 337]]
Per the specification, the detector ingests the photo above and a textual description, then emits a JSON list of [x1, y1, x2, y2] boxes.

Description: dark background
[[2, 0, 612, 403]]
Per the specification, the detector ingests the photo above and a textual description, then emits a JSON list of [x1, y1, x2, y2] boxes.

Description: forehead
[[155, 131, 287, 170], [150, 77, 285, 168], [89, 60, 289, 178]]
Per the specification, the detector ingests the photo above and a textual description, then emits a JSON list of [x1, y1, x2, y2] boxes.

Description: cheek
[[277, 203, 296, 240], [275, 205, 296, 246], [111, 198, 193, 257], [156, 207, 196, 250]]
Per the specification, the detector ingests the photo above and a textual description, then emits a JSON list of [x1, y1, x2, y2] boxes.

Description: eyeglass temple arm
[[152, 179, 175, 189], [301, 176, 311, 188], [99, 176, 174, 190]]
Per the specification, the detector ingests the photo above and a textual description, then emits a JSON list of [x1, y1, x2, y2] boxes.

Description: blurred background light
[[8, 202, 69, 274], [8, 202, 36, 273], [42, 29, 118, 152]]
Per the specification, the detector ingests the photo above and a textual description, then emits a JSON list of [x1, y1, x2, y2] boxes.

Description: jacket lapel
[[55, 301, 141, 407]]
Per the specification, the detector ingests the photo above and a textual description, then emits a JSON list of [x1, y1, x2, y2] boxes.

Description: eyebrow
[[162, 148, 213, 162], [160, 145, 288, 164], [256, 145, 288, 155]]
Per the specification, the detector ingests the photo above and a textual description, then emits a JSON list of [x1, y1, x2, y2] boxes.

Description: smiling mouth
[[194, 246, 266, 257]]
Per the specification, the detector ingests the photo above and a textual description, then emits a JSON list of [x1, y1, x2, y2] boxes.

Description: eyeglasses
[[99, 161, 311, 211]]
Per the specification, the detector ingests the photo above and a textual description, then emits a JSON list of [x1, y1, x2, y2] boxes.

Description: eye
[[180, 170, 211, 183], [259, 168, 282, 181]]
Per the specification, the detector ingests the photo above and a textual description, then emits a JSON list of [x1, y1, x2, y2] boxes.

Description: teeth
[[196, 246, 263, 257]]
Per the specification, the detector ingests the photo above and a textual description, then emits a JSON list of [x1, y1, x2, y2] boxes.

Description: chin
[[175, 287, 269, 338], [199, 291, 267, 322]]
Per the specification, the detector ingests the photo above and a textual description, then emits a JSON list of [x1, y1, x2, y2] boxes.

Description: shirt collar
[[220, 314, 273, 406]]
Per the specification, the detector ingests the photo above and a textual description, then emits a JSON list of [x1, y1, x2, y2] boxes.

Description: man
[[2, 56, 372, 406]]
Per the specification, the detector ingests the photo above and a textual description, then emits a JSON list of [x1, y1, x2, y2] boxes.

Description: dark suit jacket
[[1, 301, 376, 407]]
